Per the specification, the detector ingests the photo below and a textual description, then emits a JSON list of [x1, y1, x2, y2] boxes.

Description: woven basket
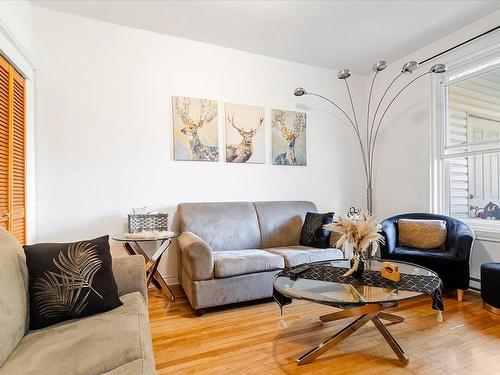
[[128, 213, 168, 233]]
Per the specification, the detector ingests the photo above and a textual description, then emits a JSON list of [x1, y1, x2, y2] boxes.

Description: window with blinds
[[0, 55, 26, 244], [439, 55, 500, 225]]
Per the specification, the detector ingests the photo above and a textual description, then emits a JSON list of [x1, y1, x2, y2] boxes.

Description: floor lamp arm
[[369, 71, 431, 183], [368, 73, 404, 153], [307, 92, 369, 184], [366, 72, 378, 162]]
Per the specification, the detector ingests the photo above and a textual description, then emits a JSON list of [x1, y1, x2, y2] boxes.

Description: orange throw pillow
[[398, 219, 447, 249]]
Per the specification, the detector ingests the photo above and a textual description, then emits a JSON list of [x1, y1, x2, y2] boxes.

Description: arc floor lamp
[[294, 61, 447, 213]]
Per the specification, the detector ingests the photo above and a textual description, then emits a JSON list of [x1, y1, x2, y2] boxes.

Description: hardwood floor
[[148, 287, 500, 374]]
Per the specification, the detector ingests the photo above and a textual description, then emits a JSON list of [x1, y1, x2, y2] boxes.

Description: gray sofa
[[177, 201, 343, 313], [0, 228, 156, 375]]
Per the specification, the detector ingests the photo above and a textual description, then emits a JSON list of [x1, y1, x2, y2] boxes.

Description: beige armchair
[[0, 228, 157, 375]]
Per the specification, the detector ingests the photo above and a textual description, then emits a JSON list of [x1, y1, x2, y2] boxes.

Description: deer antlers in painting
[[226, 114, 264, 163], [175, 97, 219, 161], [272, 110, 306, 165]]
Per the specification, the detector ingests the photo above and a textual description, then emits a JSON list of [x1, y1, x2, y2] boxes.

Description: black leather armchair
[[380, 213, 475, 300]]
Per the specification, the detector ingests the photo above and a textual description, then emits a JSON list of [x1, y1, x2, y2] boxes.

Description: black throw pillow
[[24, 235, 122, 330], [300, 212, 335, 248]]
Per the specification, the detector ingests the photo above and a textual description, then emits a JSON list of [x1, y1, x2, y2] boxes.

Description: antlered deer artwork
[[225, 103, 265, 163], [272, 109, 306, 165], [172, 96, 219, 161]]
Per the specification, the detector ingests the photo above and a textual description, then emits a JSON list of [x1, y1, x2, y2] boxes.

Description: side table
[[112, 232, 177, 300]]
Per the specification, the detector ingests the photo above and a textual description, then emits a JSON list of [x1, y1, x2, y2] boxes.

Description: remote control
[[289, 264, 310, 280]]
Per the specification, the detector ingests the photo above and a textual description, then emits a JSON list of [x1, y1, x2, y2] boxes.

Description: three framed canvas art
[[172, 96, 306, 165]]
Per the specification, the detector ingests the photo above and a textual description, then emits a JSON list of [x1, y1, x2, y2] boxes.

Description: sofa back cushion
[[253, 201, 317, 248], [178, 202, 261, 251], [0, 228, 29, 367]]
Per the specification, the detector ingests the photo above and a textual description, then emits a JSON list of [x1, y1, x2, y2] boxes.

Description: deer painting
[[272, 109, 306, 165], [224, 103, 265, 163], [225, 114, 264, 163], [173, 97, 219, 161]]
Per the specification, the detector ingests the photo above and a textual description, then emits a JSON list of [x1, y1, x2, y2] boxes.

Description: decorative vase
[[350, 253, 365, 278], [343, 251, 365, 278]]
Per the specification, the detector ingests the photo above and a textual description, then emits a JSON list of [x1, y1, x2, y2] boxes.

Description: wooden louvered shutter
[[0, 55, 26, 244], [0, 57, 9, 231], [11, 67, 26, 243]]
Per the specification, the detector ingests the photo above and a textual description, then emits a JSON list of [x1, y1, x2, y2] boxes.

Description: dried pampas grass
[[324, 212, 384, 255], [324, 212, 384, 276]]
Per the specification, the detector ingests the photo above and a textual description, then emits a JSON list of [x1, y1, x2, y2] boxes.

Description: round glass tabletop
[[112, 231, 177, 242], [274, 258, 439, 307]]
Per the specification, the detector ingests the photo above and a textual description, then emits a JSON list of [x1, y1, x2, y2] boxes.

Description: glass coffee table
[[273, 258, 443, 365]]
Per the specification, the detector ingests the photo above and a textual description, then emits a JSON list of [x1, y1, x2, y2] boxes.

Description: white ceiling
[[31, 0, 500, 75]]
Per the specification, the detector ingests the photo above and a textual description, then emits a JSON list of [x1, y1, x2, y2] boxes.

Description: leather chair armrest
[[112, 255, 148, 303], [450, 224, 475, 261], [380, 219, 398, 257], [178, 231, 214, 281]]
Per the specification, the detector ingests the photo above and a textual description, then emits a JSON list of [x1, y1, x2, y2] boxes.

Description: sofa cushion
[[213, 250, 284, 278], [265, 246, 343, 267], [253, 201, 317, 248], [101, 358, 156, 375], [178, 202, 261, 251], [391, 246, 462, 268], [0, 228, 29, 367], [1, 292, 154, 375]]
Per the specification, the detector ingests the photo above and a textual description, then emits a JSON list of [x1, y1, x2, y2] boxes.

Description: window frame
[[431, 43, 500, 235]]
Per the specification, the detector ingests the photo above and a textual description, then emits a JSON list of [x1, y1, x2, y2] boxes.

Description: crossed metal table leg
[[297, 303, 408, 365], [123, 239, 175, 301]]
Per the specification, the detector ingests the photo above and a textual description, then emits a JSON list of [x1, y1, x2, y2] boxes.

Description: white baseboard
[[161, 274, 179, 285], [147, 274, 180, 291]]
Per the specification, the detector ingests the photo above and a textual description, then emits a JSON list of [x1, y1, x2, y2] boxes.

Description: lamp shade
[[430, 64, 447, 73], [294, 87, 306, 96], [337, 69, 352, 79], [401, 61, 419, 73], [373, 60, 388, 72]]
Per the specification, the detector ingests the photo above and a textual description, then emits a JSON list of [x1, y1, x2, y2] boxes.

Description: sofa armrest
[[112, 255, 148, 303], [178, 231, 214, 281], [450, 224, 475, 261]]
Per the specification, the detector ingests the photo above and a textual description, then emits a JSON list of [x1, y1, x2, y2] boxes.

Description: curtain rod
[[418, 25, 500, 65]]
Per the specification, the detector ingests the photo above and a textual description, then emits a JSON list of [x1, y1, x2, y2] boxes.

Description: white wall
[[0, 0, 32, 55], [31, 7, 366, 282], [370, 9, 500, 286]]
